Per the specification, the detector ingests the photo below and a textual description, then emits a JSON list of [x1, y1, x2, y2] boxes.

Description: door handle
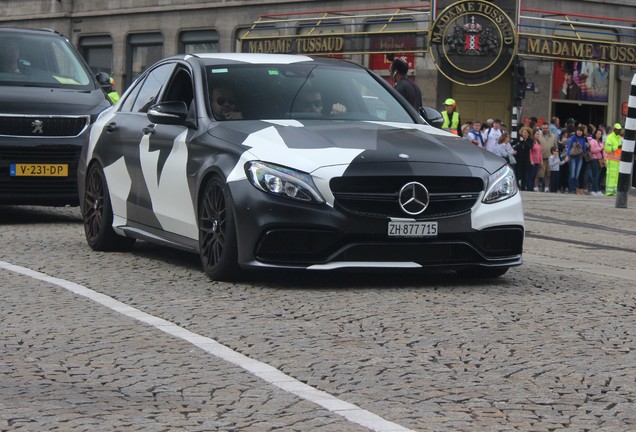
[[142, 125, 155, 135], [105, 122, 117, 132]]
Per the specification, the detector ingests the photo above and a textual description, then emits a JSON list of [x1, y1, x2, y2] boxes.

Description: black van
[[0, 27, 111, 206]]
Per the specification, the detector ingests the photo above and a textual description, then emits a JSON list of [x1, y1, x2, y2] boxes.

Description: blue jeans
[[589, 159, 601, 192], [568, 156, 582, 192]]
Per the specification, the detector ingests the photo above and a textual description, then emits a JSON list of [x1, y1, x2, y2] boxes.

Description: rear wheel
[[83, 163, 135, 251], [198, 177, 238, 281]]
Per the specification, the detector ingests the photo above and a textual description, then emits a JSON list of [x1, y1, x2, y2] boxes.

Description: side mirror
[[147, 101, 189, 126], [419, 106, 444, 129], [96, 72, 111, 89]]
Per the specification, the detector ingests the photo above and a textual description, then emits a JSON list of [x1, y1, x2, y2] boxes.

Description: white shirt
[[482, 127, 502, 154]]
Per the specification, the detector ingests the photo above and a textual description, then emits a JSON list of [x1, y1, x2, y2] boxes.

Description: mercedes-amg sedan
[[78, 53, 524, 280]]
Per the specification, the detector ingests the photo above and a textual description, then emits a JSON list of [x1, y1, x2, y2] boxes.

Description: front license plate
[[10, 163, 69, 177], [388, 221, 438, 237]]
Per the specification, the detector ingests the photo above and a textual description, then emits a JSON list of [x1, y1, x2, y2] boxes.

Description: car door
[[101, 62, 176, 227], [135, 64, 199, 241]]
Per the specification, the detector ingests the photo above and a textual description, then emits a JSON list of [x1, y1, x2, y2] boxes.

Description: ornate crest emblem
[[429, 0, 517, 86], [446, 16, 499, 56]]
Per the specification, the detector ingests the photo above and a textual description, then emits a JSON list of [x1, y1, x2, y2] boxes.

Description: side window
[[119, 78, 144, 112], [131, 63, 175, 113], [162, 66, 194, 108]]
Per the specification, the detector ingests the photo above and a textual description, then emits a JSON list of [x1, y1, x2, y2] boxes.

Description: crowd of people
[[459, 116, 625, 196]]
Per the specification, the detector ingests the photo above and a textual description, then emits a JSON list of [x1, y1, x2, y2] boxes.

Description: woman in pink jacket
[[587, 129, 604, 196], [529, 129, 543, 191]]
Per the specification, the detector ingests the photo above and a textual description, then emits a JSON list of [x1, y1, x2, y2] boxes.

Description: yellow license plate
[[10, 163, 69, 177]]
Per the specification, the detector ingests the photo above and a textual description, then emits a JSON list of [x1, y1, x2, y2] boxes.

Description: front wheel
[[83, 163, 135, 251], [198, 177, 238, 281]]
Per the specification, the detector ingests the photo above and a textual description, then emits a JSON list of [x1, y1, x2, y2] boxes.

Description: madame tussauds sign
[[430, 0, 517, 86]]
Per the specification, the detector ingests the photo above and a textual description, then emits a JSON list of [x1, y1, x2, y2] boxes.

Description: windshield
[[0, 32, 94, 90], [206, 63, 414, 123]]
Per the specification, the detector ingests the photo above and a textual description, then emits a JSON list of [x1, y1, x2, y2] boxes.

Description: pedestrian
[[536, 122, 558, 192], [548, 146, 566, 192], [528, 129, 543, 191], [587, 128, 604, 195], [497, 131, 516, 165], [483, 119, 503, 155], [514, 126, 533, 190], [549, 116, 562, 139], [469, 120, 485, 147], [107, 76, 120, 104], [441, 98, 461, 135], [389, 57, 422, 110], [559, 130, 570, 192], [567, 126, 587, 193], [604, 123, 623, 196]]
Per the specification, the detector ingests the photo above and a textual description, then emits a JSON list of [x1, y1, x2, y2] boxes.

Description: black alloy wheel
[[198, 177, 238, 280], [83, 163, 135, 251]]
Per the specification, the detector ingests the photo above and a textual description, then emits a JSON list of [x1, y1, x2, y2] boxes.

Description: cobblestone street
[[1, 191, 636, 431]]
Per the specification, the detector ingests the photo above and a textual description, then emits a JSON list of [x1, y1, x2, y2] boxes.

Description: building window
[[79, 35, 113, 75], [179, 30, 219, 54], [127, 33, 164, 87]]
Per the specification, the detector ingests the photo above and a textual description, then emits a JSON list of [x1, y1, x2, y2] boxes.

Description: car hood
[[0, 86, 110, 115], [209, 119, 506, 176]]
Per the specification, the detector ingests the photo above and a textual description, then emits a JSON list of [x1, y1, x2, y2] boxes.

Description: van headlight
[[482, 164, 518, 204], [246, 161, 325, 203]]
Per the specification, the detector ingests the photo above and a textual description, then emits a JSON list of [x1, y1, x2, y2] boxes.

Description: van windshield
[[0, 31, 94, 90]]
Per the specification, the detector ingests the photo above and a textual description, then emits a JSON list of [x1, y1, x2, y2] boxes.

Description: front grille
[[0, 145, 81, 163], [0, 145, 81, 205], [0, 115, 89, 137], [255, 227, 524, 266], [331, 176, 483, 219]]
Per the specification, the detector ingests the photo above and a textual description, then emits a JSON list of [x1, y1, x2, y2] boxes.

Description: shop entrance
[[451, 72, 512, 127], [552, 102, 607, 128]]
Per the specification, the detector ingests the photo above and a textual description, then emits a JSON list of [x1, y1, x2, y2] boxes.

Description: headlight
[[482, 164, 518, 204], [245, 161, 325, 204]]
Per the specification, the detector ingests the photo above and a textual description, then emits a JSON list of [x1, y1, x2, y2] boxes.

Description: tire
[[83, 163, 135, 251], [198, 177, 239, 281], [456, 267, 509, 278]]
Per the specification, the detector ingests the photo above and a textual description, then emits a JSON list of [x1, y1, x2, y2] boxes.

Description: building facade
[[1, 0, 635, 129]]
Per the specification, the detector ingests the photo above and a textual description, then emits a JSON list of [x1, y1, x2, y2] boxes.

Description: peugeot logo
[[31, 120, 44, 134], [398, 181, 429, 216]]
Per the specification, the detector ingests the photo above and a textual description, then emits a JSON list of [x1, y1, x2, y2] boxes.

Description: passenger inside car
[[295, 87, 347, 116], [210, 85, 243, 120]]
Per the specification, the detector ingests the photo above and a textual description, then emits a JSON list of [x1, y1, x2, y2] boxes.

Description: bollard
[[615, 74, 636, 208]]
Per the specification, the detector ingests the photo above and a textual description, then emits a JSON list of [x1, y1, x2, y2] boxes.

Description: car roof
[[181, 52, 363, 69], [0, 27, 64, 37]]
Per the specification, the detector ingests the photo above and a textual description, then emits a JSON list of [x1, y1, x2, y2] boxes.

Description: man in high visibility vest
[[441, 98, 461, 135], [107, 76, 120, 104], [604, 123, 623, 196]]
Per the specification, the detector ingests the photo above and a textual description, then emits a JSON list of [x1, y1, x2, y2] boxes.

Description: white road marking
[[0, 260, 414, 432]]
